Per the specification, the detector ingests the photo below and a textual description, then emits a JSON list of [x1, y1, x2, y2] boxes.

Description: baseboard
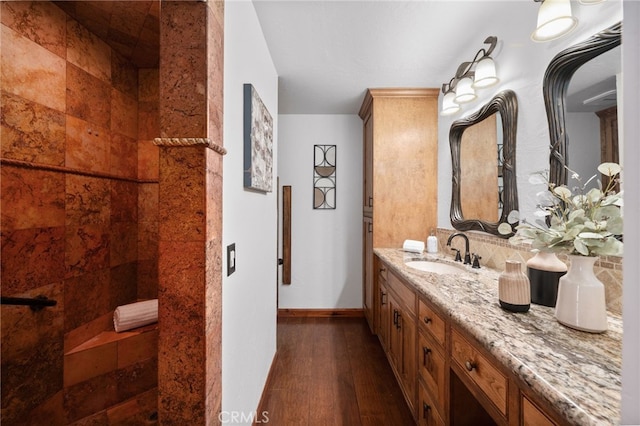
[[254, 351, 279, 426], [277, 308, 364, 318]]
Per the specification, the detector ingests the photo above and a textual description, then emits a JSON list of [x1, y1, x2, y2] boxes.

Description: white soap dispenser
[[426, 229, 438, 253]]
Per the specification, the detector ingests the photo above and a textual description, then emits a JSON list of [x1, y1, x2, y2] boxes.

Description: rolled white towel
[[113, 299, 158, 332], [402, 239, 425, 254]]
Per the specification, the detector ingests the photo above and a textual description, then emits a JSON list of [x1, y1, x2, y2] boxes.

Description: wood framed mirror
[[543, 22, 622, 187], [450, 90, 518, 237]]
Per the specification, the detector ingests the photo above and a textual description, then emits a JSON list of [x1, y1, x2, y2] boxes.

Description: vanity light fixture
[[473, 56, 500, 88], [578, 0, 607, 4], [440, 36, 499, 116], [531, 0, 578, 42], [454, 76, 477, 103], [441, 90, 461, 116]]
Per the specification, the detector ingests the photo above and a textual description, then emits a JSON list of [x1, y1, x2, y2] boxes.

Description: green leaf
[[498, 222, 514, 235], [578, 232, 605, 240], [593, 237, 624, 256], [607, 216, 623, 235], [597, 162, 622, 176], [553, 186, 572, 199], [574, 239, 589, 256]]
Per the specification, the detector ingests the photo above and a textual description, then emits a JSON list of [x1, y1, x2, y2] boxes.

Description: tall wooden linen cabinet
[[358, 88, 439, 333]]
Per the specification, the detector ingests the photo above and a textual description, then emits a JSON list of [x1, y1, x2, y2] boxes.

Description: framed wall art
[[244, 84, 273, 192], [313, 144, 336, 209]]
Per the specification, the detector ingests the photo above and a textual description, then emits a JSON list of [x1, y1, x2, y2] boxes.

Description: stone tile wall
[[1, 1, 159, 422]]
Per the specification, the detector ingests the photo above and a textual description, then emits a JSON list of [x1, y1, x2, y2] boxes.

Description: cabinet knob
[[380, 291, 387, 306], [465, 360, 477, 372], [423, 402, 431, 419], [423, 317, 432, 324], [423, 347, 432, 366]]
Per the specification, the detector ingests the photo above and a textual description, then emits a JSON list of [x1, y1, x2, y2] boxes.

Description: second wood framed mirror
[[450, 90, 519, 237]]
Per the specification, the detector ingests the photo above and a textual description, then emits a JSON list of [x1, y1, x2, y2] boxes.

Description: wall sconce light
[[440, 36, 499, 116], [531, 0, 578, 42], [441, 91, 461, 116]]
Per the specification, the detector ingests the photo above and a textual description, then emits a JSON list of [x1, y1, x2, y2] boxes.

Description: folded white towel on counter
[[113, 299, 158, 332], [402, 239, 425, 254]]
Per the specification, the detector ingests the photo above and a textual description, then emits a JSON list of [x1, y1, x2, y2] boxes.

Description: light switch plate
[[227, 243, 236, 276]]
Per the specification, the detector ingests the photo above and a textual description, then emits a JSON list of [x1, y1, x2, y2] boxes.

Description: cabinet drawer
[[418, 331, 446, 412], [522, 395, 556, 426], [418, 380, 445, 426], [451, 329, 507, 416], [418, 298, 445, 347], [388, 272, 416, 316]]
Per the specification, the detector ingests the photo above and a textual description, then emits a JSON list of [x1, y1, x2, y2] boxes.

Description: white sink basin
[[405, 260, 467, 275]]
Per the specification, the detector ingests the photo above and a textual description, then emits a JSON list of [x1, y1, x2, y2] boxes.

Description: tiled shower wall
[[436, 228, 623, 315], [1, 1, 159, 423]]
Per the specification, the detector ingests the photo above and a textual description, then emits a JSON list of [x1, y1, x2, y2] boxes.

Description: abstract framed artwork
[[244, 84, 273, 192], [313, 145, 336, 209]]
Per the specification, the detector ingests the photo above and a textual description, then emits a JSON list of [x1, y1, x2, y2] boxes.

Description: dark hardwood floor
[[257, 317, 416, 426]]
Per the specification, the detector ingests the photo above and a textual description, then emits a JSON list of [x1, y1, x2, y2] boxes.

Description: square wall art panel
[[244, 84, 273, 192], [313, 145, 336, 209]]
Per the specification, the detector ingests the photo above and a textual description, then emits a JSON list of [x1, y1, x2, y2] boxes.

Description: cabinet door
[[363, 114, 373, 215], [418, 332, 446, 413], [363, 217, 374, 332], [388, 294, 402, 370], [522, 395, 556, 426], [418, 380, 445, 426], [399, 309, 416, 413], [378, 277, 390, 350]]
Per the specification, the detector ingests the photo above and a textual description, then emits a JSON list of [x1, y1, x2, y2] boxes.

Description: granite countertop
[[374, 248, 622, 426]]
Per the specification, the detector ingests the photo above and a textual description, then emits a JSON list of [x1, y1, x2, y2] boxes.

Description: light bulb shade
[[454, 77, 476, 103], [472, 57, 499, 88], [441, 91, 460, 116], [531, 0, 578, 42]]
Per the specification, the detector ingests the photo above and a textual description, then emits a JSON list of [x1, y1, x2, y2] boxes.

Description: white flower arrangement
[[498, 163, 623, 257]]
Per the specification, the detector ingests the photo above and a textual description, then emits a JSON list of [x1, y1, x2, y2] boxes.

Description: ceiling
[[53, 1, 620, 115], [54, 0, 159, 68], [252, 0, 539, 114]]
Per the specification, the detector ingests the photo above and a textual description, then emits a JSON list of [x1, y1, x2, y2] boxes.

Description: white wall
[[223, 1, 278, 422], [566, 112, 600, 190], [437, 1, 623, 226], [621, 2, 640, 423], [277, 114, 363, 309]]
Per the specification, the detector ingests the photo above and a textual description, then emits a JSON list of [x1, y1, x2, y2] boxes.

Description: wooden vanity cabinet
[[377, 260, 390, 350], [377, 259, 568, 426], [363, 217, 374, 332], [418, 298, 448, 424], [385, 270, 418, 415], [522, 395, 556, 426], [450, 327, 508, 424], [359, 88, 439, 333]]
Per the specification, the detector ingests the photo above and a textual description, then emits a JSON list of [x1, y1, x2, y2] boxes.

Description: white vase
[[554, 255, 608, 333]]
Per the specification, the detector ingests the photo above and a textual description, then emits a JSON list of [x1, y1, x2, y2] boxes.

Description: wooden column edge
[[282, 186, 292, 284]]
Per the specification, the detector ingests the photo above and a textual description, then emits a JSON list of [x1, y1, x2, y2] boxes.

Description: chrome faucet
[[446, 232, 471, 265]]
